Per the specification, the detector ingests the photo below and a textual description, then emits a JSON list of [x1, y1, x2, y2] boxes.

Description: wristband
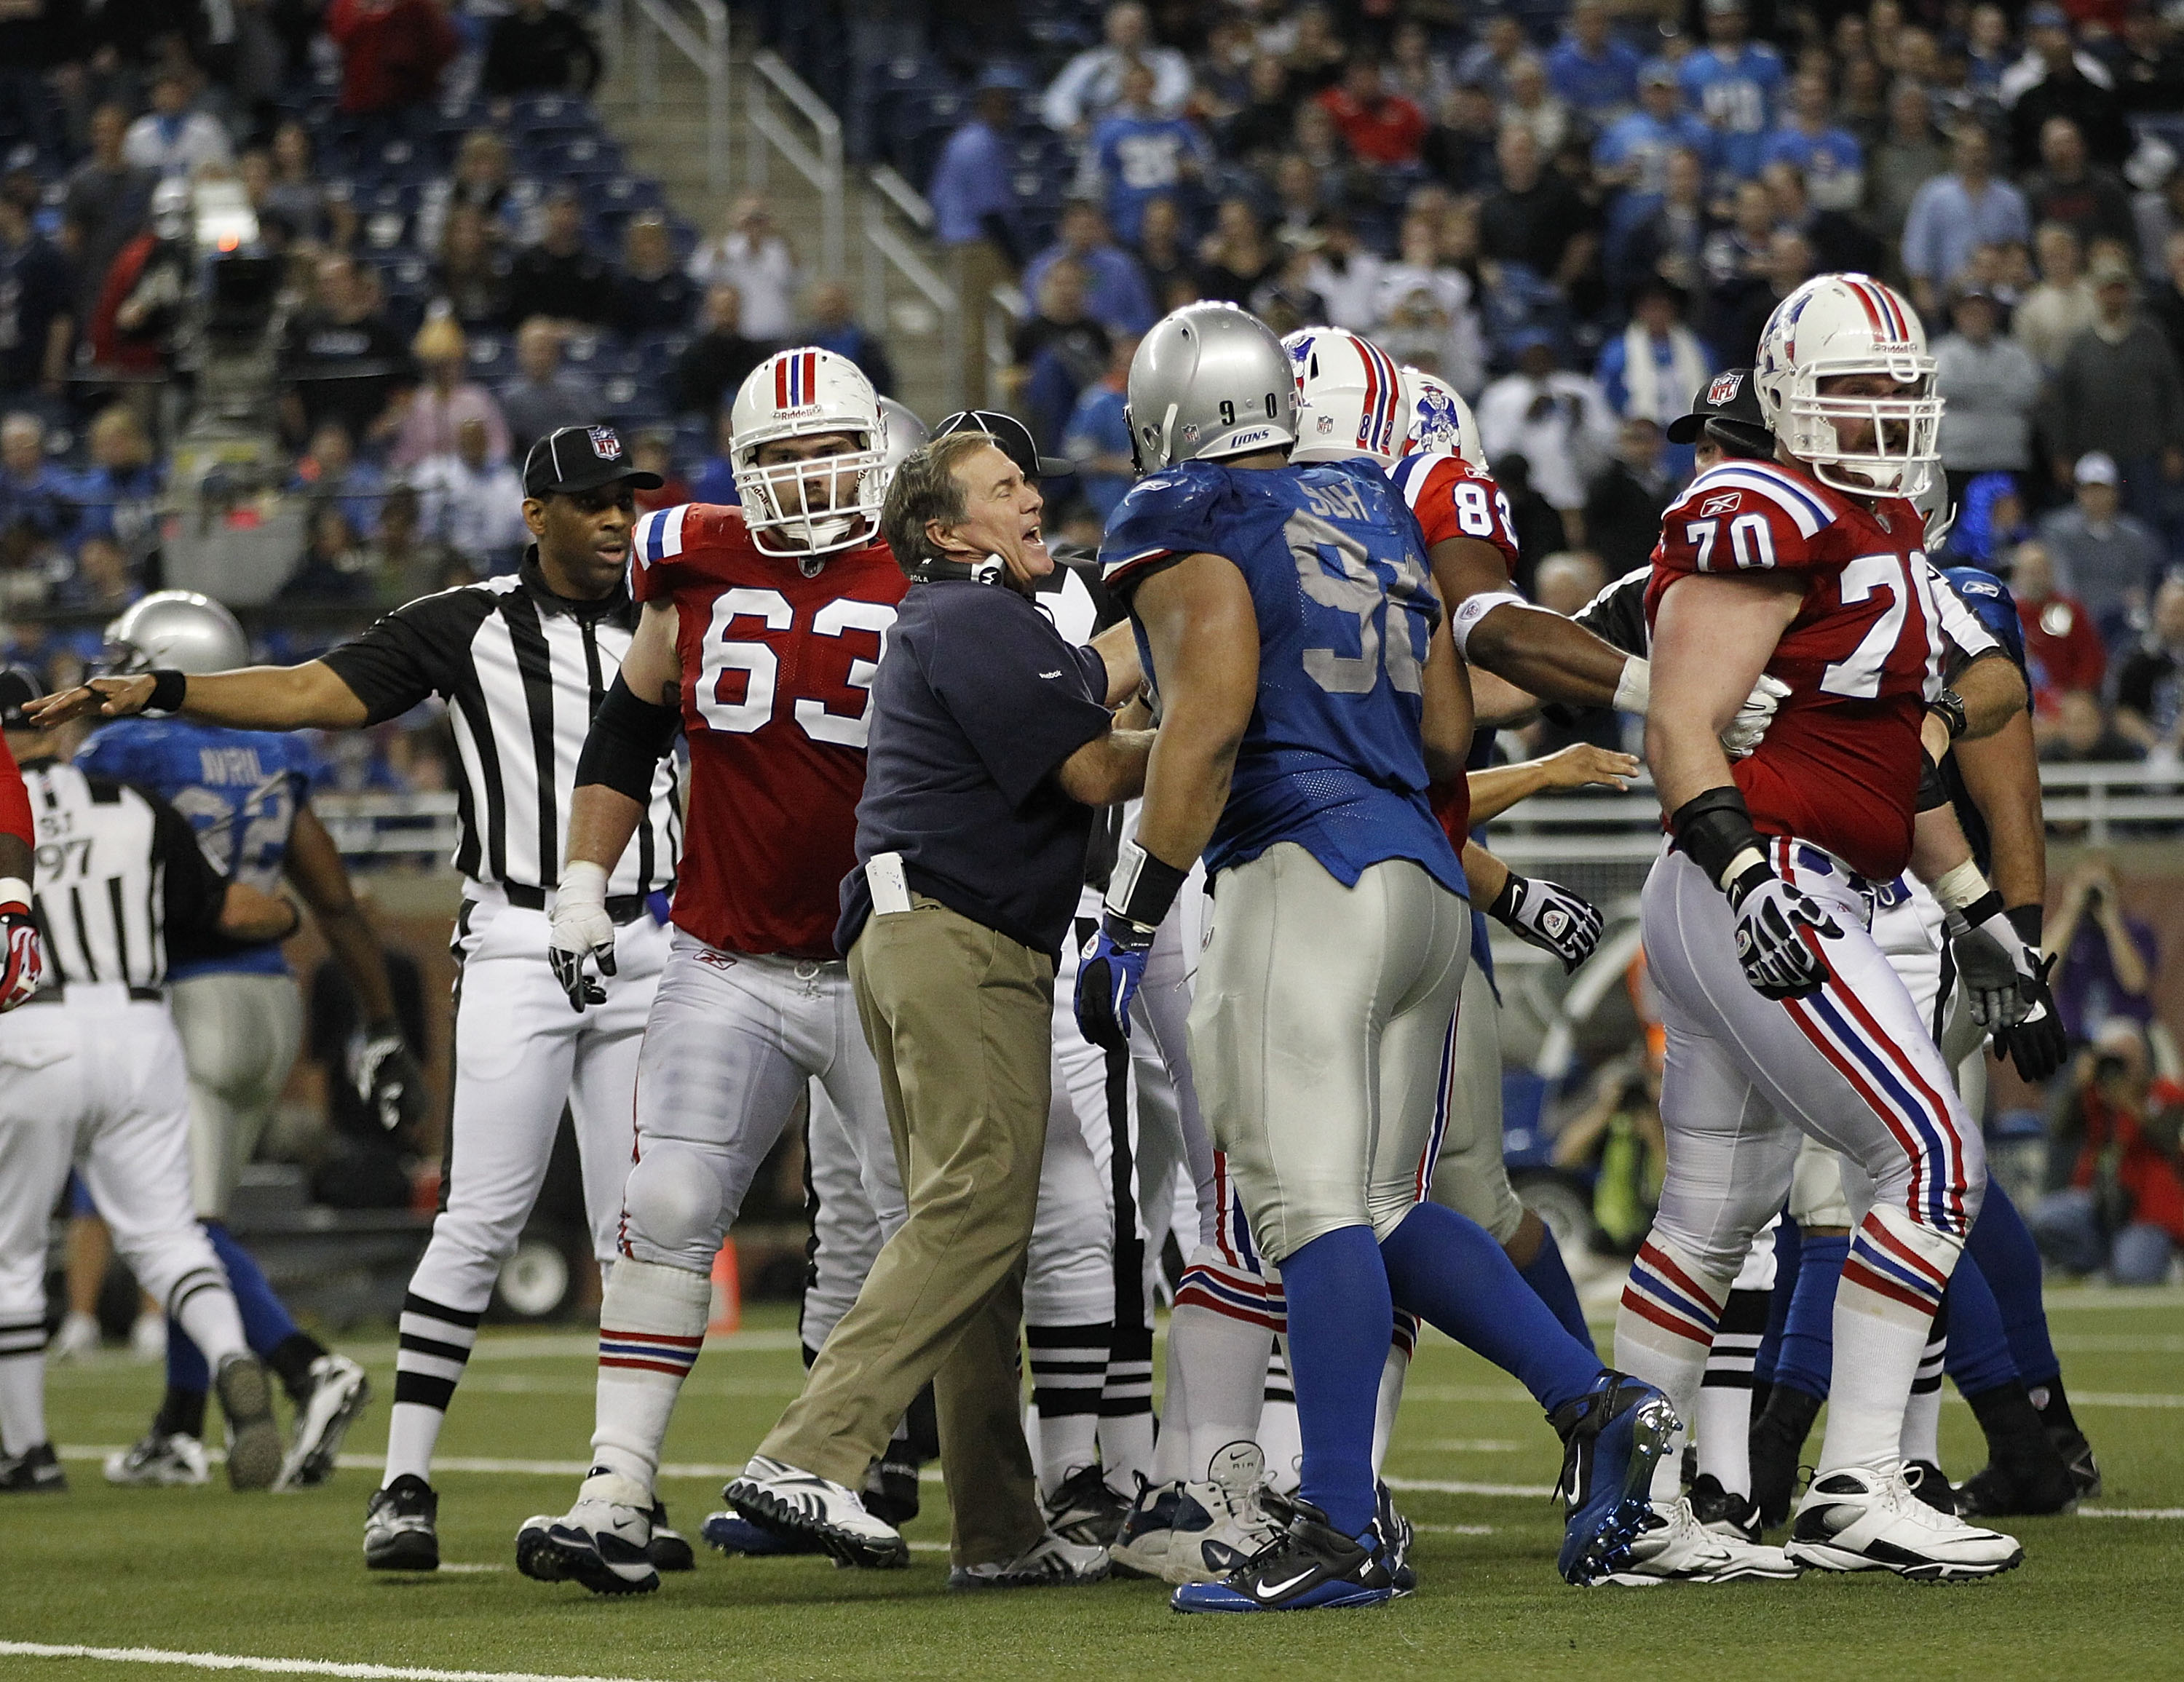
[[147, 668, 187, 713], [557, 860, 609, 910], [1926, 687, 1968, 741], [1104, 837, 1188, 933], [2006, 903, 2043, 947], [1667, 785, 1766, 892], [1449, 590, 1527, 660], [0, 875, 28, 911], [1612, 655, 1650, 715], [1928, 858, 1990, 915]]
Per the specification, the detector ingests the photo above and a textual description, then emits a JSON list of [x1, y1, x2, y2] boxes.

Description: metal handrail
[[987, 282, 1026, 408], [748, 49, 844, 280], [863, 166, 963, 413], [604, 0, 731, 191]]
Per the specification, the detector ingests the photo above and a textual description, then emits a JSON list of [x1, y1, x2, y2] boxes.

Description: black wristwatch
[[1926, 687, 1968, 741]]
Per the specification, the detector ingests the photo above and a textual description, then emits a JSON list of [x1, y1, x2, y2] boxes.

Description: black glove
[[352, 1031, 428, 1136], [1727, 862, 1840, 1001], [1993, 953, 2069, 1082], [1488, 871, 1605, 973], [1946, 894, 2037, 1031]]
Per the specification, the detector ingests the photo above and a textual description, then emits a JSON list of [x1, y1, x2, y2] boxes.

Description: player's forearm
[[1136, 721, 1241, 870], [1465, 761, 1555, 826], [1909, 799, 1977, 886], [1468, 605, 1634, 710], [1461, 839, 1508, 905], [218, 882, 303, 944], [1953, 711, 2045, 912], [1056, 727, 1155, 806], [0, 833, 26, 885], [183, 665, 371, 731], [563, 782, 647, 878]]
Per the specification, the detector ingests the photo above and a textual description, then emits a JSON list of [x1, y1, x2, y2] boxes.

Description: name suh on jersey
[[320, 559, 680, 900], [22, 760, 236, 991]]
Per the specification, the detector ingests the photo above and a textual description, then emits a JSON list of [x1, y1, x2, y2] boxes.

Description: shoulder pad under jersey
[[1099, 460, 1227, 592]]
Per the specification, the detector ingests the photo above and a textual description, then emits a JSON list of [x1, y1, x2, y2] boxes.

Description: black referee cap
[[1666, 367, 1774, 457], [932, 410, 1075, 480], [0, 667, 44, 730], [523, 425, 665, 498]]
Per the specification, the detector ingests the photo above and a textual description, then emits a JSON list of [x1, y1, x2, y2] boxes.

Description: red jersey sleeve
[[1387, 451, 1521, 584]]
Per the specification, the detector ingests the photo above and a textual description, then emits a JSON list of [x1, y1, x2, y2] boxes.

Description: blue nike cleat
[[1549, 1371, 1679, 1586], [1171, 1498, 1397, 1613], [701, 1510, 827, 1557]]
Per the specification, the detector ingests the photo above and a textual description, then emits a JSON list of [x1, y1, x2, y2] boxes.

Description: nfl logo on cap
[[589, 427, 624, 461], [1708, 371, 1742, 405]]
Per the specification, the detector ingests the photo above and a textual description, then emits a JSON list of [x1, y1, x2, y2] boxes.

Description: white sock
[[1152, 1339, 1192, 1485], [1899, 1322, 1948, 1467], [1820, 1209, 1960, 1475], [169, 1269, 247, 1368], [1169, 1248, 1276, 1483], [0, 1351, 46, 1454], [1258, 1341, 1302, 1496], [1099, 1343, 1156, 1496], [1370, 1314, 1416, 1477], [589, 1258, 711, 1490], [1613, 1234, 1733, 1503]]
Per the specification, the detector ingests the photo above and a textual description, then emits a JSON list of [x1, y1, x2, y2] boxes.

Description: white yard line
[[0, 1643, 668, 1682], [1382, 1475, 1554, 1499], [2078, 1507, 2184, 1520]]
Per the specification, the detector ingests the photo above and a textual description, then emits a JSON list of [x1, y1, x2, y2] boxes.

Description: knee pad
[[622, 1145, 724, 1255]]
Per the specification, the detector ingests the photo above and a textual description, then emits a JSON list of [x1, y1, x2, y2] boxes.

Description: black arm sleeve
[[574, 674, 681, 803], [141, 785, 232, 944], [320, 587, 497, 726]]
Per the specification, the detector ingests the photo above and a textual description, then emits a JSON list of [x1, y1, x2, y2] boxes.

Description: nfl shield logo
[[588, 427, 623, 462], [1707, 371, 1742, 407]]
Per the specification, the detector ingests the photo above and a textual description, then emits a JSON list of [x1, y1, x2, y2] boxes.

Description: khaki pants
[[757, 896, 1054, 1567]]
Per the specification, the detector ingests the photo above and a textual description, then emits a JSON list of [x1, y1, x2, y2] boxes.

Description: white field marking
[[0, 1643, 665, 1682], [1382, 1475, 1552, 1499], [2049, 1333, 2184, 1353], [329, 1329, 807, 1365], [2041, 1285, 2184, 1310], [1397, 1384, 1533, 1404], [2078, 1507, 2184, 1520], [454, 1376, 797, 1398], [432, 1564, 509, 1574], [1412, 1523, 1496, 1536], [1419, 1440, 1524, 1453]]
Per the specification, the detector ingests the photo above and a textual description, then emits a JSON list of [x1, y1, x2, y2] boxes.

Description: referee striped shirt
[[319, 551, 680, 900]]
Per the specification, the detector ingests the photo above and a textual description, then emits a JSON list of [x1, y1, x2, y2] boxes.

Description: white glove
[[1720, 675, 1792, 759], [548, 861, 617, 1011]]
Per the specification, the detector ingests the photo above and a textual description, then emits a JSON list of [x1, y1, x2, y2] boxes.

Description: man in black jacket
[[481, 0, 602, 97]]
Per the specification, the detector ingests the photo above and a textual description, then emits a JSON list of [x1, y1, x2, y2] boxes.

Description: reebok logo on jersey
[[1040, 670, 1064, 679], [1699, 492, 1742, 517]]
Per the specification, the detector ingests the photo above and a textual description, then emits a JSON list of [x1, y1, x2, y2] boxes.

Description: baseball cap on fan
[[523, 424, 664, 498], [932, 409, 1076, 480]]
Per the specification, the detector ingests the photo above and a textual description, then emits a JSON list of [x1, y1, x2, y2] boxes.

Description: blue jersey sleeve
[[1099, 461, 1227, 595], [1942, 566, 2026, 671]]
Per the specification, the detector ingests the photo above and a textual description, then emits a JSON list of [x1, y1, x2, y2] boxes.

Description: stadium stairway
[[592, 36, 957, 424]]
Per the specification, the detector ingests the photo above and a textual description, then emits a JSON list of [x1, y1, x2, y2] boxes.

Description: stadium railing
[[598, 0, 732, 191], [863, 164, 965, 413], [748, 49, 847, 282]]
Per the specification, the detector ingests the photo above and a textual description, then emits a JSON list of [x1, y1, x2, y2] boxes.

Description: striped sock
[[1820, 1207, 1960, 1475], [0, 1316, 47, 1456], [384, 1292, 483, 1487], [1026, 1322, 1109, 1496], [1697, 1287, 1772, 1498], [1098, 1316, 1155, 1495], [1161, 1248, 1277, 1484], [167, 1266, 246, 1371], [1900, 1298, 1950, 1467], [590, 1259, 711, 1489], [1614, 1234, 1732, 1501]]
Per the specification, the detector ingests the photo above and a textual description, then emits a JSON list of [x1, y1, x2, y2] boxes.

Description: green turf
[[7, 1293, 2183, 1682]]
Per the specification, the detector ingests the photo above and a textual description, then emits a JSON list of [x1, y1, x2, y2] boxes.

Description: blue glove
[[1075, 914, 1154, 1052]]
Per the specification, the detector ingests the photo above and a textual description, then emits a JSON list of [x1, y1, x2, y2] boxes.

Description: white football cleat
[[1787, 1463, 2024, 1581], [276, 1354, 372, 1491], [515, 1470, 660, 1595], [1109, 1478, 1184, 1579], [1162, 1440, 1284, 1584], [104, 1431, 209, 1487], [949, 1528, 1111, 1590], [1594, 1498, 1801, 1585], [726, 1454, 909, 1568], [51, 1311, 101, 1362]]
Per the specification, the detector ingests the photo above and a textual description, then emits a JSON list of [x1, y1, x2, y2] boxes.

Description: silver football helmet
[[105, 591, 250, 677], [878, 397, 927, 480], [1126, 301, 1298, 472]]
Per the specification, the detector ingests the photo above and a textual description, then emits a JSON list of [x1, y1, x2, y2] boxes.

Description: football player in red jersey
[[1616, 273, 2033, 1581], [516, 348, 911, 1595]]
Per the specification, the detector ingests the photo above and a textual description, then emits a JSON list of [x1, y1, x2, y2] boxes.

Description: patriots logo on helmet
[[1707, 372, 1743, 406], [1414, 385, 1460, 445], [588, 427, 623, 461]]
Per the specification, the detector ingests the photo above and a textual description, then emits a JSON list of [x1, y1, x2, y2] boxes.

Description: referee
[[31, 426, 684, 1571]]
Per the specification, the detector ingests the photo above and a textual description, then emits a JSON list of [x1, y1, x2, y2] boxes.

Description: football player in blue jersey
[[82, 592, 422, 1492], [1080, 302, 1677, 1608]]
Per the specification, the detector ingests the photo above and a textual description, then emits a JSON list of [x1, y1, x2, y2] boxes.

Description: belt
[[22, 984, 165, 1006], [499, 883, 651, 924]]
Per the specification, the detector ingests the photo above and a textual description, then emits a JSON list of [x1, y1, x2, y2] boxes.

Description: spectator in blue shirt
[[1902, 126, 2033, 317], [1679, 0, 1785, 181], [1595, 63, 1714, 197], [1021, 200, 1157, 338], [689, 408, 738, 505], [1548, 0, 1642, 119], [1764, 68, 1864, 213], [1086, 62, 1211, 246], [0, 411, 74, 553], [930, 71, 1029, 407], [1061, 334, 1137, 520]]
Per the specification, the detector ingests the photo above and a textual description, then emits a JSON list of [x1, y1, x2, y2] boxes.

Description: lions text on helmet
[[730, 348, 890, 566], [1755, 273, 1941, 500]]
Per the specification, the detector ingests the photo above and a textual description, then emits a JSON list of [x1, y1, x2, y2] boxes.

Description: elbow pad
[[1669, 785, 1767, 894], [575, 675, 679, 804]]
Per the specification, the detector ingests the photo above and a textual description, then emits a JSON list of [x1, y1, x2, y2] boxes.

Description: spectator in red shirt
[[2034, 1024, 2184, 1284], [326, 0, 459, 119], [1315, 57, 1426, 169], [2011, 539, 2106, 713]]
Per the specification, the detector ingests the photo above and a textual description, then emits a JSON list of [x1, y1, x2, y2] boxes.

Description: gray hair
[[880, 431, 995, 578]]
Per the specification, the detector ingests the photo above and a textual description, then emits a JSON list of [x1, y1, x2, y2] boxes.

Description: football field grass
[[7, 1291, 2183, 1682]]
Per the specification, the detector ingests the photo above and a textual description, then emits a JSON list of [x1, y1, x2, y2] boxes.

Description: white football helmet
[[1397, 365, 1486, 469], [1754, 273, 1940, 499], [729, 347, 886, 558], [1283, 325, 1406, 465]]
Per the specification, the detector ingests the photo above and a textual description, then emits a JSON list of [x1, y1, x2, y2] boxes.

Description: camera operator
[[2033, 1022, 2184, 1283]]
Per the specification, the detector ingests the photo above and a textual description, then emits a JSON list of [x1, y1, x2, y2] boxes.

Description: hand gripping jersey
[[630, 502, 906, 959], [1645, 457, 1946, 881], [74, 718, 314, 980], [1101, 456, 1465, 897], [1385, 445, 1524, 848]]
